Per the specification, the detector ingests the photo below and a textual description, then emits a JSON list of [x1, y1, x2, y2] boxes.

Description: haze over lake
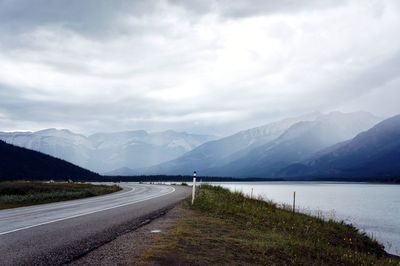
[[213, 182, 400, 256]]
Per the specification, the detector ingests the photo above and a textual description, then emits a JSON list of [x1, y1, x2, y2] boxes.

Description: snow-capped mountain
[[279, 114, 400, 178], [0, 129, 217, 173], [207, 111, 380, 177], [131, 111, 380, 177], [130, 112, 321, 175]]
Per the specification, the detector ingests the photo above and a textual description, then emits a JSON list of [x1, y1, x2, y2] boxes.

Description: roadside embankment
[[0, 181, 121, 209], [139, 185, 399, 265]]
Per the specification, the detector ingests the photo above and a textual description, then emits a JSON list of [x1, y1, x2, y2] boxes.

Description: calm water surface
[[211, 182, 400, 256]]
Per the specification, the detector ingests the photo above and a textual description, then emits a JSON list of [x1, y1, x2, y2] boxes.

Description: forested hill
[[0, 140, 99, 181]]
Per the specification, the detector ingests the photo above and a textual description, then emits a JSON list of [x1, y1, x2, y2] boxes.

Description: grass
[[0, 181, 121, 209], [140, 185, 399, 266]]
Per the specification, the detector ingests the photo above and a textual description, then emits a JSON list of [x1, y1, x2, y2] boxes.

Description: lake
[[211, 182, 400, 256]]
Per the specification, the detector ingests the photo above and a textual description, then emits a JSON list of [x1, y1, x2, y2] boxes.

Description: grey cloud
[[0, 0, 399, 135], [0, 0, 349, 37], [0, 82, 237, 133], [0, 0, 158, 40], [170, 0, 348, 18], [315, 50, 400, 110]]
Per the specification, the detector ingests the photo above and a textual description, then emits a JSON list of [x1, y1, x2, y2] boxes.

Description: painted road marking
[[0, 185, 175, 236]]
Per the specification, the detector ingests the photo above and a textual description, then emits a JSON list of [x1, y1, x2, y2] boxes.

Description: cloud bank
[[0, 0, 400, 135]]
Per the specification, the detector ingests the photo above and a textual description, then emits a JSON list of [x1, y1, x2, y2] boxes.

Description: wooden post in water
[[292, 191, 296, 213], [191, 171, 197, 205]]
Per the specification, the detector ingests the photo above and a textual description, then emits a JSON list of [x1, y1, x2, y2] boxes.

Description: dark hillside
[[0, 140, 99, 181]]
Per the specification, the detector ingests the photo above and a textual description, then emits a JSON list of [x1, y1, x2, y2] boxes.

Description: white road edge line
[[0, 185, 147, 220], [0, 184, 137, 214], [0, 186, 176, 236]]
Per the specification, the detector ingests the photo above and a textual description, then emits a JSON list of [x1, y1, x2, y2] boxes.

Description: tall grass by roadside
[[0, 181, 121, 209], [141, 184, 399, 266]]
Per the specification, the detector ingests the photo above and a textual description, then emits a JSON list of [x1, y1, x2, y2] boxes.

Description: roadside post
[[293, 191, 296, 213], [191, 171, 197, 205]]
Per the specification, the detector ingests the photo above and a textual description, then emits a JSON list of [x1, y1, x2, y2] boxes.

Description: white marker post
[[293, 191, 296, 213], [191, 171, 197, 205]]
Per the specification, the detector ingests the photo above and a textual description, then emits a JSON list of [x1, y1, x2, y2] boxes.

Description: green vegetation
[[0, 181, 121, 209], [141, 185, 399, 266]]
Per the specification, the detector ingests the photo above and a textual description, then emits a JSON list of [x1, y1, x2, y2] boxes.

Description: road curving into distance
[[0, 183, 190, 266]]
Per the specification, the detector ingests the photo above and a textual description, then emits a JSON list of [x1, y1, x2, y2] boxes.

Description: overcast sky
[[1, 0, 400, 136]]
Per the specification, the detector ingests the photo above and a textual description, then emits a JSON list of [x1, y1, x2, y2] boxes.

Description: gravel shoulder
[[68, 203, 185, 266]]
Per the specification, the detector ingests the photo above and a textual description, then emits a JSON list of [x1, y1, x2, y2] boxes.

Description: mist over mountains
[[3, 110, 400, 181], [127, 112, 321, 176], [280, 114, 400, 179], [132, 111, 380, 177], [0, 129, 216, 173], [206, 111, 380, 177]]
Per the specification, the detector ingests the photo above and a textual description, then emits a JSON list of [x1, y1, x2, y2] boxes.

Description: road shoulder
[[68, 203, 185, 265]]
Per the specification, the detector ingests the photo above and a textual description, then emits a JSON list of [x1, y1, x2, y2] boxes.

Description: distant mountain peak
[[279, 113, 400, 178], [316, 110, 376, 119], [36, 128, 69, 133], [34, 128, 85, 138]]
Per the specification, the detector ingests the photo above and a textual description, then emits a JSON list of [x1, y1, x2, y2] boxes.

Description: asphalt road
[[0, 183, 190, 266]]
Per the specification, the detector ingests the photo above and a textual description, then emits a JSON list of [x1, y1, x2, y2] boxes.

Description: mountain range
[[3, 110, 400, 181], [130, 111, 380, 177], [0, 129, 216, 173], [205, 111, 380, 177], [116, 112, 321, 175], [279, 114, 400, 178]]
